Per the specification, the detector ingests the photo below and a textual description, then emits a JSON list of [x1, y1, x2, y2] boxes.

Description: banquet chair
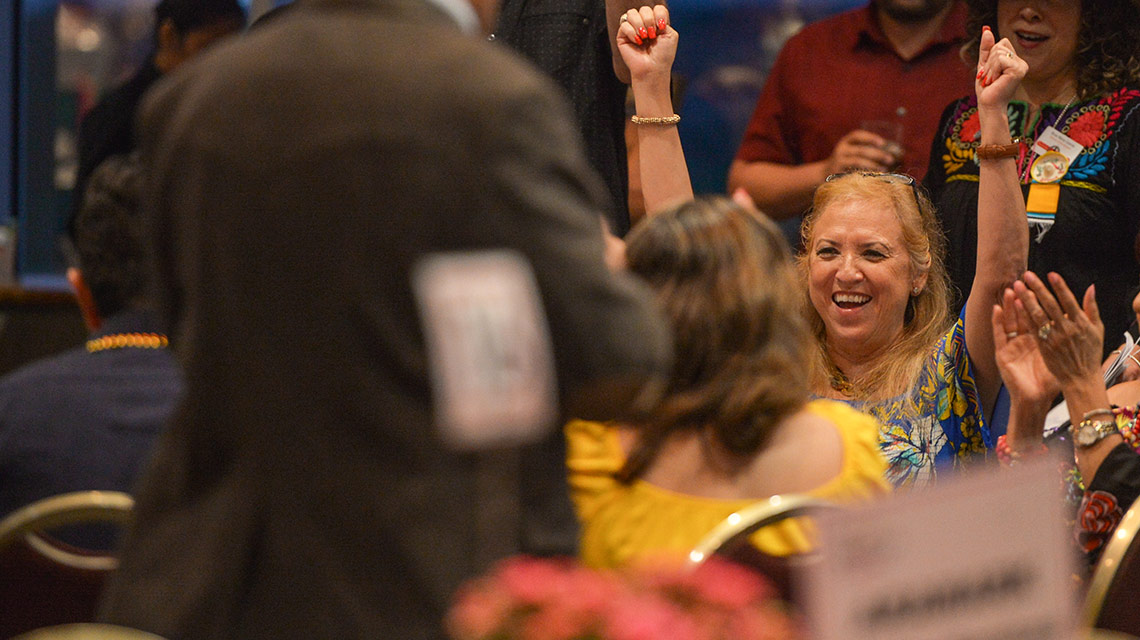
[[12, 624, 166, 640], [1084, 493, 1140, 637], [686, 494, 837, 605], [0, 491, 135, 639]]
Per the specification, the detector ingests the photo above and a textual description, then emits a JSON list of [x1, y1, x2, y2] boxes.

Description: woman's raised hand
[[976, 26, 1027, 110], [617, 5, 676, 84]]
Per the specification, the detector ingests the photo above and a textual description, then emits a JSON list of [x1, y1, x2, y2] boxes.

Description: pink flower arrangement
[[447, 556, 799, 640]]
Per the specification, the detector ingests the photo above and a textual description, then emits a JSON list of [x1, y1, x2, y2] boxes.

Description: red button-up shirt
[[735, 1, 973, 180]]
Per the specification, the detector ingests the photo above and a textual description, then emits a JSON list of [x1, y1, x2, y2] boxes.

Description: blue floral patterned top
[[835, 312, 992, 488]]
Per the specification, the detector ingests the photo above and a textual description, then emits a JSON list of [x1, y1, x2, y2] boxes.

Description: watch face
[[1076, 424, 1097, 447]]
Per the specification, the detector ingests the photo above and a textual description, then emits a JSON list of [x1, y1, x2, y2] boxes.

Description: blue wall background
[[5, 0, 860, 280], [669, 0, 862, 195]]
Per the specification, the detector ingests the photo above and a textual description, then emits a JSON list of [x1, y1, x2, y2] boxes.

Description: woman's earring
[[912, 286, 921, 296]]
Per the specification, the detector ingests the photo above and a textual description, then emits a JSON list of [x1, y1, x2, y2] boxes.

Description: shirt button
[[488, 33, 496, 41], [896, 106, 907, 117]]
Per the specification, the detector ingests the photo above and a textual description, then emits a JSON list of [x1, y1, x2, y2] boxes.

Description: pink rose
[[729, 604, 799, 640], [688, 558, 774, 609], [497, 556, 571, 606], [520, 602, 593, 640], [604, 593, 704, 640], [447, 582, 513, 639]]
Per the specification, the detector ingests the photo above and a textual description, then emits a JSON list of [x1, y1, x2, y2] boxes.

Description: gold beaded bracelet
[[631, 114, 681, 125]]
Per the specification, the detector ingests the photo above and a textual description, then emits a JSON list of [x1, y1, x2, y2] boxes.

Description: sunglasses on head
[[824, 171, 922, 210]]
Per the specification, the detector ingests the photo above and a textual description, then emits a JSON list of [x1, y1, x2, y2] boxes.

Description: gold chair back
[[1084, 492, 1140, 636], [0, 491, 135, 638], [686, 494, 837, 604], [12, 624, 166, 640]]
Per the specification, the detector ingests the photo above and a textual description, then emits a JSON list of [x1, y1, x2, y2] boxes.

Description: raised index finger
[[978, 25, 995, 67]]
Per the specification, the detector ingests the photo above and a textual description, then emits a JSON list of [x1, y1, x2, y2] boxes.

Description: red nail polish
[[648, 26, 656, 38], [633, 35, 642, 45], [976, 69, 984, 79], [983, 25, 991, 32], [658, 18, 667, 31], [639, 27, 648, 39]]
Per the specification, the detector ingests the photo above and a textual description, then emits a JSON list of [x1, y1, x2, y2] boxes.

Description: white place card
[[804, 459, 1076, 640], [413, 250, 558, 451]]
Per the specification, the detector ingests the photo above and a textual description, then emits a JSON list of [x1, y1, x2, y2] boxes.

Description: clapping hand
[[1013, 271, 1105, 388], [993, 287, 1061, 409]]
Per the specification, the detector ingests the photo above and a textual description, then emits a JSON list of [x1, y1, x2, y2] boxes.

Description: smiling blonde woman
[[636, 23, 1033, 487]]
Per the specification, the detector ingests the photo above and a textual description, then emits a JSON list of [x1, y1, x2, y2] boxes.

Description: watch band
[[1073, 417, 1118, 448]]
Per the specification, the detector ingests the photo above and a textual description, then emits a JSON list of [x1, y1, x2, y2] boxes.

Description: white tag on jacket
[[413, 250, 557, 451]]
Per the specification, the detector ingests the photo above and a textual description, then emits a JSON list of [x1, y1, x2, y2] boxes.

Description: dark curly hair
[[962, 0, 1140, 100], [72, 155, 149, 317]]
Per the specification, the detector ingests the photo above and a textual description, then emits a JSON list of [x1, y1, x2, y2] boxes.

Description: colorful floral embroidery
[[938, 90, 1140, 185], [1068, 140, 1110, 181], [957, 111, 979, 144], [1066, 107, 1107, 148], [840, 316, 990, 489], [1077, 490, 1124, 554]]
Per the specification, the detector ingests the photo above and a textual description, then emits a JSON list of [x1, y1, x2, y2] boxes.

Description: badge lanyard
[[1022, 97, 1083, 241]]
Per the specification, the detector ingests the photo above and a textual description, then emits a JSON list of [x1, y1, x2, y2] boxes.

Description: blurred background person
[[0, 154, 180, 518], [727, 0, 973, 224], [493, 0, 645, 236], [925, 0, 1140, 351], [69, 0, 245, 236], [96, 0, 671, 637]]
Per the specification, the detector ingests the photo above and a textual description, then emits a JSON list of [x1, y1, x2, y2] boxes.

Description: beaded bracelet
[[996, 434, 1049, 467], [631, 114, 681, 125], [1113, 405, 1140, 452]]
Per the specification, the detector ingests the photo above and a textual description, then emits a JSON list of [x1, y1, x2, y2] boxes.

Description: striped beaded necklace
[[86, 332, 169, 353]]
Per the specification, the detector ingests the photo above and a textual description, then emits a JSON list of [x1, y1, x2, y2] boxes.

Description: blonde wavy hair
[[798, 173, 951, 402], [620, 196, 810, 482]]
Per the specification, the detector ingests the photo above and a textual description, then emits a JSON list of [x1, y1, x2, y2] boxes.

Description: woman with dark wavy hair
[[567, 195, 891, 568], [925, 0, 1140, 357]]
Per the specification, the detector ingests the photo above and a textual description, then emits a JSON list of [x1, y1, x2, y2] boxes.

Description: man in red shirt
[[727, 0, 973, 220]]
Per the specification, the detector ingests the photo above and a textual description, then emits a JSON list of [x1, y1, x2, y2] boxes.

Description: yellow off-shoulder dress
[[566, 399, 891, 568]]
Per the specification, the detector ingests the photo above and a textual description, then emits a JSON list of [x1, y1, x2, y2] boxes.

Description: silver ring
[[1006, 51, 1013, 59], [620, 14, 628, 23], [1037, 321, 1054, 341], [1006, 331, 1019, 339]]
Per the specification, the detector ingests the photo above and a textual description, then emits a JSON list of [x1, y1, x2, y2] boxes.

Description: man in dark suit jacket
[[493, 0, 642, 235], [98, 0, 671, 638]]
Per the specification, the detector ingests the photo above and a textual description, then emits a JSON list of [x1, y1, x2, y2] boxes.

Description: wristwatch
[[1073, 417, 1118, 448]]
